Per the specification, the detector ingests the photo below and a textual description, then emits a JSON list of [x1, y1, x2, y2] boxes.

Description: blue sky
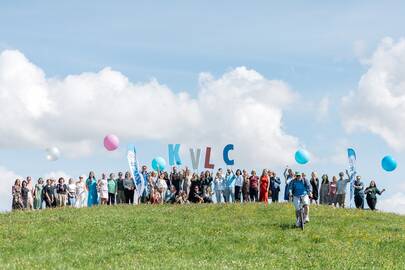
[[1, 1, 405, 212]]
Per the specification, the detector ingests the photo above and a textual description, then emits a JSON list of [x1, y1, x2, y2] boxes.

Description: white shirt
[[214, 176, 224, 191], [76, 182, 85, 196], [235, 175, 243, 187]]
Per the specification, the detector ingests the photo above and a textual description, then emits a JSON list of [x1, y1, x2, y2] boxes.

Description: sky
[[1, 1, 405, 213]]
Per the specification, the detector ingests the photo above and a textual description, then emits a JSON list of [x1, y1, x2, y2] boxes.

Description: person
[[283, 167, 294, 201], [12, 179, 23, 210], [213, 170, 224, 203], [353, 175, 365, 209], [21, 180, 30, 209], [116, 172, 125, 204], [234, 169, 243, 202], [328, 176, 338, 207], [259, 169, 269, 204], [270, 171, 281, 203], [86, 171, 98, 207], [67, 178, 76, 207], [288, 171, 312, 227], [140, 166, 150, 203], [157, 172, 168, 204], [336, 172, 350, 208], [56, 177, 68, 207], [176, 191, 188, 204], [149, 171, 158, 188], [51, 179, 58, 207], [249, 170, 259, 202], [242, 169, 250, 202], [188, 185, 212, 203], [76, 176, 86, 208], [319, 174, 329, 205], [202, 170, 213, 197], [98, 173, 108, 205], [183, 168, 192, 198], [365, 180, 385, 210], [43, 179, 55, 208], [310, 172, 319, 204], [164, 185, 177, 204], [107, 173, 117, 205], [26, 176, 34, 210], [33, 178, 44, 210], [223, 169, 235, 203], [150, 187, 161, 204], [170, 167, 181, 194], [123, 171, 136, 204]]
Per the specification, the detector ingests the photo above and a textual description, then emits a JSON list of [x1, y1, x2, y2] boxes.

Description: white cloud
[[43, 171, 72, 181], [379, 192, 405, 215], [0, 166, 21, 212], [342, 37, 405, 150], [0, 50, 299, 167]]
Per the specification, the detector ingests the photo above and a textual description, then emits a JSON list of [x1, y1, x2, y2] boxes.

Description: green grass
[[0, 203, 404, 269]]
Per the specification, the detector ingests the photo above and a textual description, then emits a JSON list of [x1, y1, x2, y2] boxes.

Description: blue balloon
[[381, 155, 397, 172], [152, 156, 166, 171], [295, 149, 310, 165]]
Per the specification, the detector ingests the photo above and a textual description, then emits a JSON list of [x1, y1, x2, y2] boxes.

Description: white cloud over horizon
[[343, 37, 405, 151], [379, 192, 405, 215], [0, 50, 299, 168], [0, 166, 21, 212]]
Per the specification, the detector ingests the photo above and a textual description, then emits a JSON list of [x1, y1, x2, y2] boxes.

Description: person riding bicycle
[[288, 171, 312, 227]]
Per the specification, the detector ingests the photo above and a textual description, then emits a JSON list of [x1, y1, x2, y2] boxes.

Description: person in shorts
[[288, 171, 312, 227]]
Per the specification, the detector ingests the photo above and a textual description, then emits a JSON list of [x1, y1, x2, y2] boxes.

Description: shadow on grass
[[278, 223, 296, 230]]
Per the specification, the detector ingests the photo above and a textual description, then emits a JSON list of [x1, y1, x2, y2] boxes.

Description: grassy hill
[[0, 203, 404, 269]]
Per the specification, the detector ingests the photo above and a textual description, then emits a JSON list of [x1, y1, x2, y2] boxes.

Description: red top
[[249, 176, 259, 189], [260, 176, 269, 191]]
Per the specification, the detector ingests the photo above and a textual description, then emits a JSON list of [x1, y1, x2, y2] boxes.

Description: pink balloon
[[104, 134, 119, 151]]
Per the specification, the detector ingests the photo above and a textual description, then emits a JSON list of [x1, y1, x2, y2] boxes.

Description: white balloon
[[45, 147, 60, 161]]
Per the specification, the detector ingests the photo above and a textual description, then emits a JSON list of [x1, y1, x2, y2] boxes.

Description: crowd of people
[[11, 166, 386, 217]]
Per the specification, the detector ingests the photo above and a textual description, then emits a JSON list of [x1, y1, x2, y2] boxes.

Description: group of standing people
[[11, 166, 385, 211]]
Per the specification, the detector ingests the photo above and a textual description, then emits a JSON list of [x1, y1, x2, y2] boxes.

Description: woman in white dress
[[157, 173, 168, 204], [26, 176, 34, 210], [75, 176, 86, 208], [98, 173, 109, 205]]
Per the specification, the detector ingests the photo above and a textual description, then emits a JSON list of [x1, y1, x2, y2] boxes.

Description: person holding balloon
[[364, 181, 386, 211]]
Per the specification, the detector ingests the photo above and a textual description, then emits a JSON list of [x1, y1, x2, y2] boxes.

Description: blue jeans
[[68, 197, 76, 207], [223, 187, 234, 203]]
